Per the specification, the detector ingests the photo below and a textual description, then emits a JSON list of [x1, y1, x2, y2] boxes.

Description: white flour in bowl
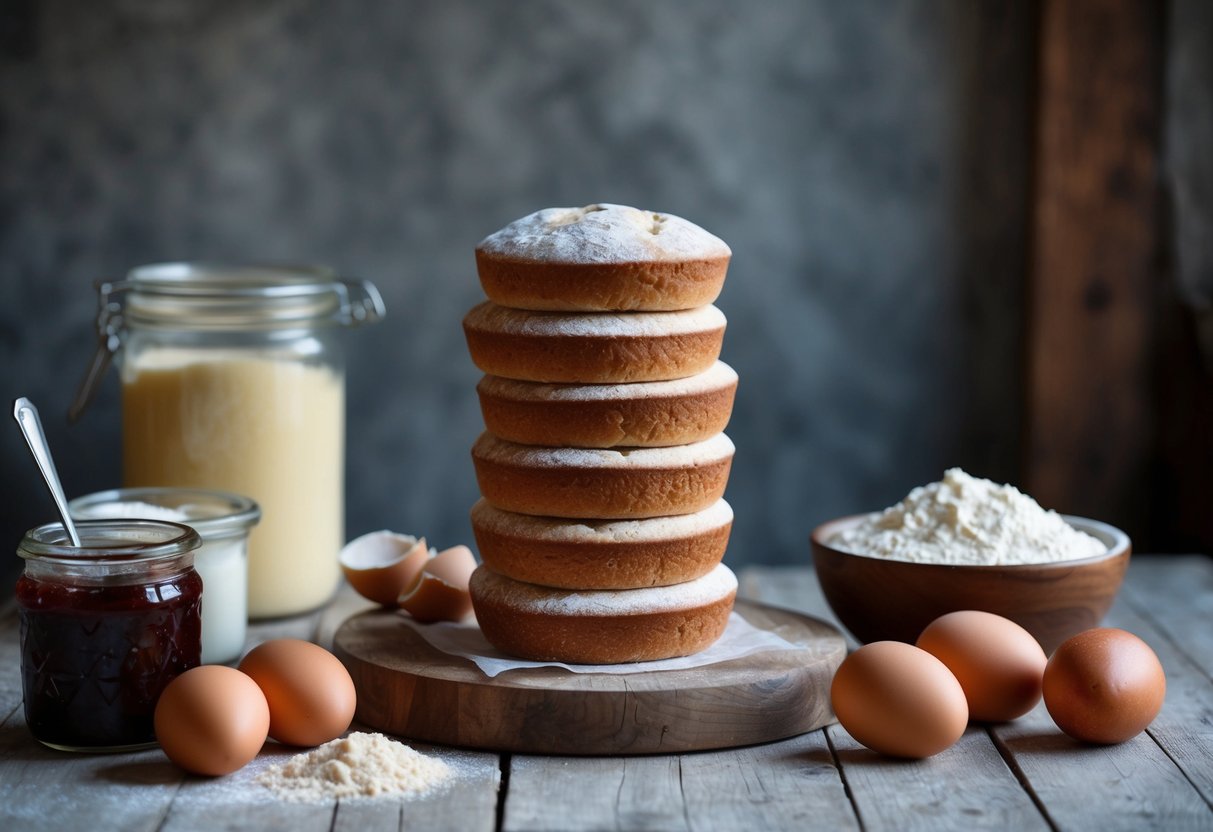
[[829, 468, 1106, 565]]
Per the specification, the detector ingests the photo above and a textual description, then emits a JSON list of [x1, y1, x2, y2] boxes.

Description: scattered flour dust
[[830, 468, 1107, 566], [256, 732, 452, 802]]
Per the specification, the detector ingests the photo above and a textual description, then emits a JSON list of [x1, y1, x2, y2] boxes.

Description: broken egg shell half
[[399, 545, 478, 623], [340, 530, 430, 606]]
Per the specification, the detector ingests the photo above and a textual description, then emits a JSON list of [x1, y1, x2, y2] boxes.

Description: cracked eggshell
[[340, 530, 429, 606], [399, 545, 478, 623]]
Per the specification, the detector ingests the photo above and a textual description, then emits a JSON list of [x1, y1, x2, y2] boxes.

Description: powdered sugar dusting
[[477, 204, 731, 264], [471, 498, 733, 542], [471, 563, 737, 616], [478, 361, 737, 403], [463, 301, 726, 338], [473, 432, 734, 469], [829, 468, 1109, 565]]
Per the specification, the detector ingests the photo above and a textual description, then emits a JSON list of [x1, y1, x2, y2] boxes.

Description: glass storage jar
[[73, 263, 384, 618], [70, 487, 261, 664], [17, 519, 203, 752]]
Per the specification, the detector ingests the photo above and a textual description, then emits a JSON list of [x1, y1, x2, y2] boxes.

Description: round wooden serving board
[[333, 600, 846, 755]]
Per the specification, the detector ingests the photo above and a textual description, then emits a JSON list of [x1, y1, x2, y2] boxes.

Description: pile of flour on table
[[257, 732, 452, 802]]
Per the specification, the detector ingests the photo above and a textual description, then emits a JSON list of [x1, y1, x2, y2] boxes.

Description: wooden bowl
[[810, 514, 1131, 654]]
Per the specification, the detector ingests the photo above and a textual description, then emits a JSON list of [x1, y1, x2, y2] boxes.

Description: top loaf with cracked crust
[[475, 203, 731, 312]]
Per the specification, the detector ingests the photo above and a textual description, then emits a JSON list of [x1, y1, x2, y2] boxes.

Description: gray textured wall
[[1, 1, 1033, 586]]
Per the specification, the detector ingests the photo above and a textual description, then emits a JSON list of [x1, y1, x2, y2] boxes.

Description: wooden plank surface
[[675, 732, 857, 830], [333, 600, 844, 755], [2, 561, 1211, 831], [743, 568, 1050, 831], [739, 565, 848, 643], [747, 559, 1213, 831], [1024, 0, 1163, 537], [0, 705, 185, 832], [1114, 557, 1213, 810], [828, 724, 1048, 832], [496, 573, 859, 831], [1120, 556, 1213, 674], [989, 566, 1213, 830], [0, 587, 501, 832], [989, 570, 1213, 831], [338, 748, 501, 832], [992, 698, 1210, 831], [503, 731, 858, 832], [503, 755, 688, 832]]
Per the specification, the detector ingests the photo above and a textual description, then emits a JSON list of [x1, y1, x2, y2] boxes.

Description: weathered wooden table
[[1, 555, 1210, 831]]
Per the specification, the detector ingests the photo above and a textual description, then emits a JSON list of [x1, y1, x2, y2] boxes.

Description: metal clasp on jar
[[67, 265, 385, 423], [69, 279, 131, 424]]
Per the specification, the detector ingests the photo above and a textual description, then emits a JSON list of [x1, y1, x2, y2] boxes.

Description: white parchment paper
[[401, 612, 799, 678]]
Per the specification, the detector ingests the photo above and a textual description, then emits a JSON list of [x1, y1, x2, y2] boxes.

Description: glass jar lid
[[69, 261, 384, 422], [118, 262, 385, 329], [69, 487, 261, 542], [19, 519, 201, 570]]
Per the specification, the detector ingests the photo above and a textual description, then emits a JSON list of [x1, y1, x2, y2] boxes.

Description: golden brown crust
[[475, 370, 737, 448], [461, 303, 726, 384], [473, 203, 731, 312], [471, 503, 733, 590], [471, 442, 734, 520], [475, 253, 730, 312], [463, 327, 724, 384], [470, 573, 737, 664]]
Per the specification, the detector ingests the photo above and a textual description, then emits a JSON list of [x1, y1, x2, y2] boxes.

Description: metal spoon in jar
[[13, 397, 82, 547]]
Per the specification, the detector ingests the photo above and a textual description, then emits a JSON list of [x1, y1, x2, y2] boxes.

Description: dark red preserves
[[17, 569, 202, 750]]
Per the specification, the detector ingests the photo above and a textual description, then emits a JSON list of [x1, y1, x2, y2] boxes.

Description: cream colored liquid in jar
[[123, 351, 344, 618]]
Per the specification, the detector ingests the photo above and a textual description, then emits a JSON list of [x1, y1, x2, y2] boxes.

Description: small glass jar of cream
[[70, 488, 261, 664], [16, 519, 202, 752]]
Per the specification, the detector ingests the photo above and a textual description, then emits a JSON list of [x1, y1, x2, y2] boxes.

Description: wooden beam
[[1025, 0, 1163, 536]]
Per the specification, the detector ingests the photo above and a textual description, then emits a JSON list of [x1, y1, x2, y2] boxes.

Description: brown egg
[[238, 639, 357, 747], [1043, 627, 1166, 744], [399, 545, 478, 623], [916, 610, 1047, 722], [154, 665, 269, 776], [830, 641, 969, 758], [340, 531, 430, 606]]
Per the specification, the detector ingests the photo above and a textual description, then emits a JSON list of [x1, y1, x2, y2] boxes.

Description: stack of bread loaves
[[463, 204, 740, 664]]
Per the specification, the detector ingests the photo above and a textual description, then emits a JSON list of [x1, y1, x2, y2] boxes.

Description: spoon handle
[[13, 397, 82, 547]]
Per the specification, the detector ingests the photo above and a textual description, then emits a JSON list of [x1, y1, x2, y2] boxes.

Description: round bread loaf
[[469, 563, 738, 663], [462, 302, 726, 384], [475, 204, 731, 312], [476, 361, 738, 448], [471, 498, 733, 590], [471, 432, 734, 519]]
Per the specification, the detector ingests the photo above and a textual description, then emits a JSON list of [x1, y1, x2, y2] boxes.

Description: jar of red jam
[[16, 519, 203, 752]]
